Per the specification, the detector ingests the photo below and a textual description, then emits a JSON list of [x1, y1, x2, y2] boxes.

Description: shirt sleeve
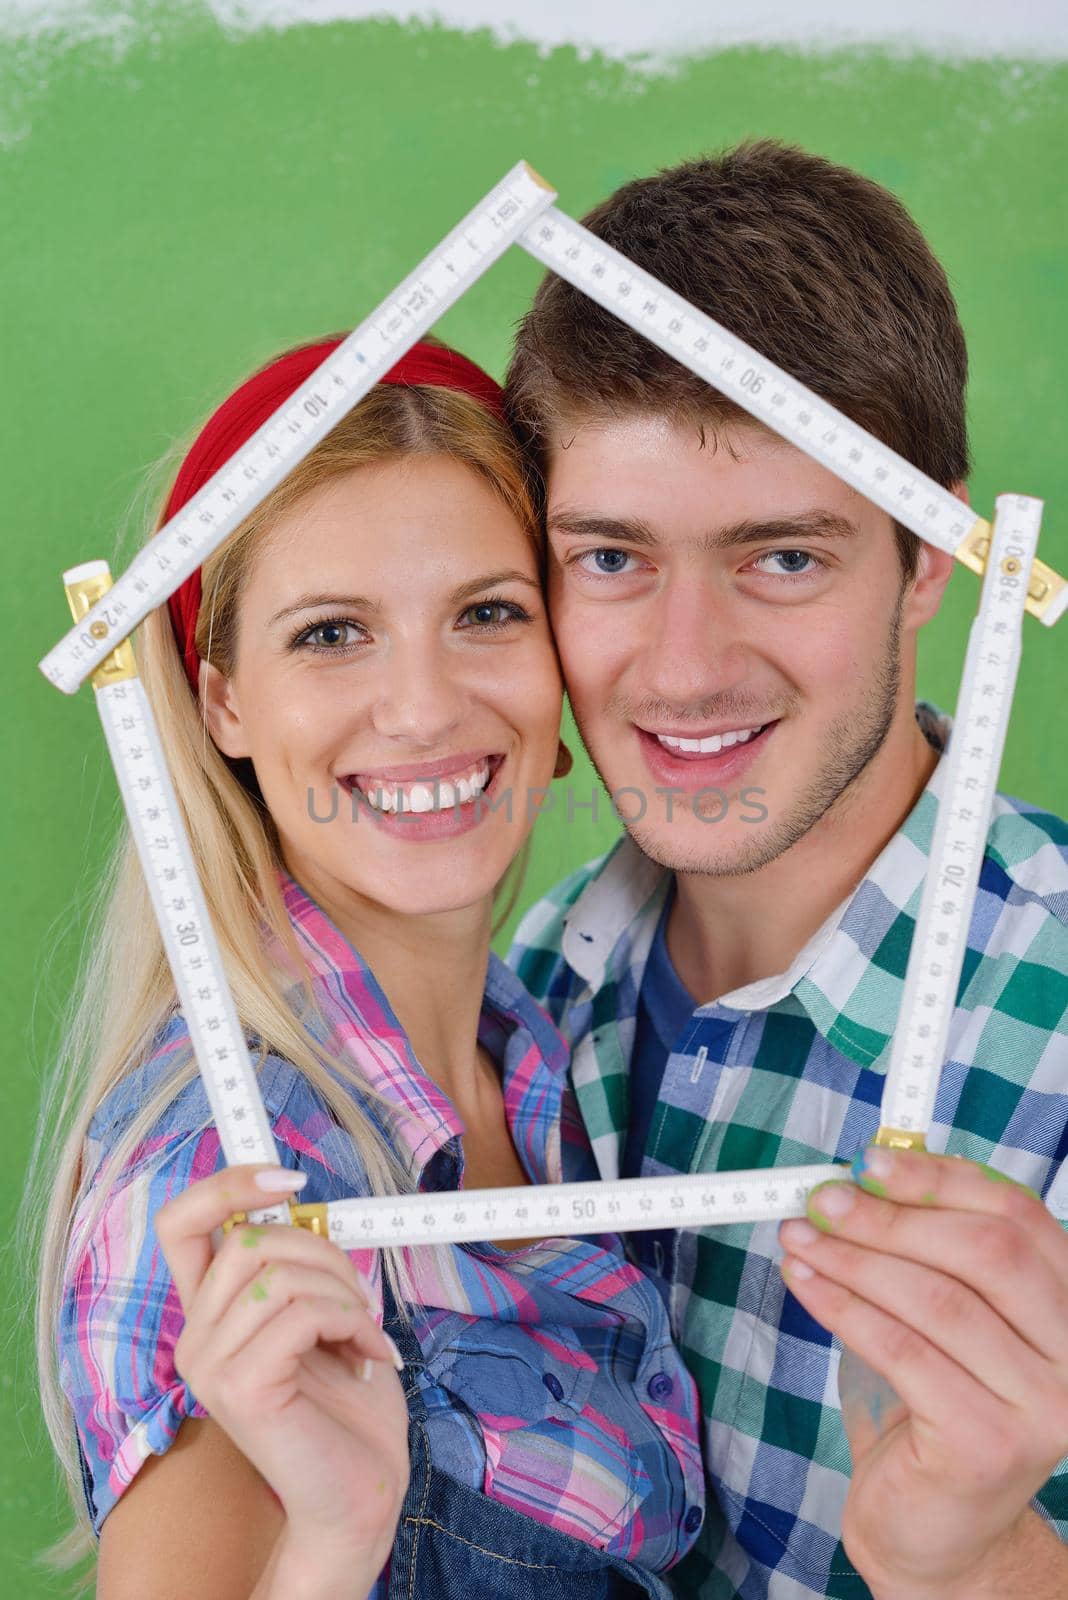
[[1035, 1468, 1068, 1542], [59, 1059, 382, 1538]]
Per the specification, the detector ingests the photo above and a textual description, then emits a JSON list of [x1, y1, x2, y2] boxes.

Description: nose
[[368, 633, 468, 749], [640, 568, 748, 706]]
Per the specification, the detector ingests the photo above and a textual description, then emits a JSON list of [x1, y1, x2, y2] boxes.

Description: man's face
[[545, 413, 948, 876]]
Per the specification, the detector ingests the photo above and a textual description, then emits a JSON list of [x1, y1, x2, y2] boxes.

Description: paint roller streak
[[3, 0, 1067, 63]]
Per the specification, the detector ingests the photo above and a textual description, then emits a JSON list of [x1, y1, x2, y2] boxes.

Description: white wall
[[4, 0, 1067, 60]]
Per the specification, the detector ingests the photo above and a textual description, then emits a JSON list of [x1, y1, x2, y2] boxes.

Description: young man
[[505, 141, 1068, 1600]]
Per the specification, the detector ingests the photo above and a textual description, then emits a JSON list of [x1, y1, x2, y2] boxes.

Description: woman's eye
[[575, 548, 641, 577], [752, 550, 824, 578], [457, 600, 531, 630], [293, 618, 367, 652]]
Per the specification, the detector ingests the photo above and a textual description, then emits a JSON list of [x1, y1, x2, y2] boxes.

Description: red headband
[[163, 338, 507, 695]]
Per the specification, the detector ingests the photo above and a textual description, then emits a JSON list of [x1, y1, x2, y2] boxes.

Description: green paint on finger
[[844, 1158, 888, 1196], [242, 1227, 267, 1247], [806, 1206, 837, 1234], [921, 1192, 937, 1206], [250, 1280, 269, 1302], [849, 1153, 888, 1196], [977, 1164, 1042, 1201]]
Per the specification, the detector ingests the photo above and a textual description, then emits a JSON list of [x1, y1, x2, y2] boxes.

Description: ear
[[200, 659, 252, 759], [900, 480, 968, 632]]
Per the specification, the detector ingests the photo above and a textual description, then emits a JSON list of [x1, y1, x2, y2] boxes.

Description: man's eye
[[753, 550, 824, 577], [575, 549, 640, 576]]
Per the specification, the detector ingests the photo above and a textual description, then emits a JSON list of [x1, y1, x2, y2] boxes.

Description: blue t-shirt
[[622, 884, 698, 1179]]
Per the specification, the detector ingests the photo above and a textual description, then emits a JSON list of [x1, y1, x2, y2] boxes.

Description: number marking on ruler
[[308, 1164, 847, 1249], [40, 163, 557, 696], [64, 560, 292, 1224], [879, 495, 1042, 1138]]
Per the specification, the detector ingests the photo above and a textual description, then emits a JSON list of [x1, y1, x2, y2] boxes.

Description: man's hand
[[777, 1147, 1068, 1597]]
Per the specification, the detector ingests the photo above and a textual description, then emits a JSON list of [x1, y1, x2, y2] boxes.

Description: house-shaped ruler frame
[[43, 162, 1068, 1239]]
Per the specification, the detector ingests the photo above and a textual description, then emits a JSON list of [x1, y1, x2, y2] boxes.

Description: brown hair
[[505, 138, 971, 583]]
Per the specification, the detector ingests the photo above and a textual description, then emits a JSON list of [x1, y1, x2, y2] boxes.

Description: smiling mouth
[[339, 755, 505, 814]]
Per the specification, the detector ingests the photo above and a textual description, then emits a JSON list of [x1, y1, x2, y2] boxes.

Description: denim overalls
[[381, 1270, 676, 1600], [73, 1270, 680, 1597]]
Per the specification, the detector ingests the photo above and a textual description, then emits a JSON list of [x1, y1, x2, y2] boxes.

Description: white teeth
[[655, 725, 763, 755], [355, 760, 492, 813]]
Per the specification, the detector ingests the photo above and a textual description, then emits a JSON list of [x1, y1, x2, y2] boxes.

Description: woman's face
[[202, 453, 562, 922]]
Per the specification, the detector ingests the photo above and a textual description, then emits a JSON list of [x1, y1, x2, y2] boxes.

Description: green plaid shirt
[[509, 702, 1068, 1599]]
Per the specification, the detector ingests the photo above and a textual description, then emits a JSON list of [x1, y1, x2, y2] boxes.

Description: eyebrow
[[546, 510, 859, 551], [450, 569, 542, 604], [269, 592, 382, 627], [268, 570, 540, 627]]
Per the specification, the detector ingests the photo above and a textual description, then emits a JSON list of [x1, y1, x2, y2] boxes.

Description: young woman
[[33, 336, 705, 1598]]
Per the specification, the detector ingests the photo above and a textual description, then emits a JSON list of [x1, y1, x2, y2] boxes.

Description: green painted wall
[[2, 13, 1064, 1590]]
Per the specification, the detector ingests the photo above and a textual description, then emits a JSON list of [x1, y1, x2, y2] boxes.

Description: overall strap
[[378, 1250, 675, 1599], [379, 1253, 431, 1409]]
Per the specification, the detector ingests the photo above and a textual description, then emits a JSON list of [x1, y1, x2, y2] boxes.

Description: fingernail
[[383, 1332, 405, 1373], [783, 1257, 814, 1281], [361, 1357, 374, 1383], [851, 1147, 892, 1192], [781, 1219, 821, 1249], [254, 1168, 309, 1192], [808, 1182, 856, 1229]]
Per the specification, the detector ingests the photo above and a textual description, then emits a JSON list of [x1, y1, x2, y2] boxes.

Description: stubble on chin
[[594, 596, 905, 880]]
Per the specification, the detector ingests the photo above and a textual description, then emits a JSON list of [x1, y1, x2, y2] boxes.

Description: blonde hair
[[20, 350, 541, 1585]]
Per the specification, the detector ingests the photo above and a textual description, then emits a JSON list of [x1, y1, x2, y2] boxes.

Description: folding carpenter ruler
[[48, 162, 1061, 1245]]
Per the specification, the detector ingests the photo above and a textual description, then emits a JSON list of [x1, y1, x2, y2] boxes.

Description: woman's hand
[[155, 1163, 411, 1577]]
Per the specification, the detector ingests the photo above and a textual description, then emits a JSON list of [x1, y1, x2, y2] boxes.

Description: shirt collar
[[562, 702, 953, 1073], [790, 702, 953, 1069], [561, 835, 669, 990]]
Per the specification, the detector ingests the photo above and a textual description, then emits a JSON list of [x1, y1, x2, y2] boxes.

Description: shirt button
[[647, 1372, 674, 1402], [543, 1372, 564, 1401], [683, 1505, 703, 1535]]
